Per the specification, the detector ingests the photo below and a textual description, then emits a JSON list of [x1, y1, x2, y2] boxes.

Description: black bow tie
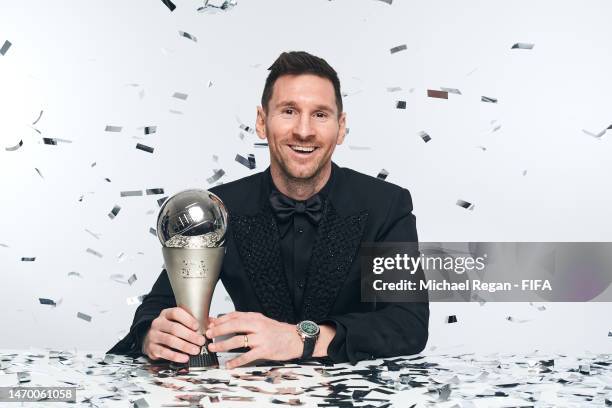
[[269, 190, 323, 229]]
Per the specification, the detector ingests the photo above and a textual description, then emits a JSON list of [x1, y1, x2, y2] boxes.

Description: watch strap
[[301, 335, 316, 360]]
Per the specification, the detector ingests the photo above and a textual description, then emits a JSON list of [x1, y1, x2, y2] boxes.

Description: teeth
[[290, 145, 316, 153]]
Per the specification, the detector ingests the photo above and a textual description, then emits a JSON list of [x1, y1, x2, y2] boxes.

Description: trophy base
[[188, 347, 219, 370]]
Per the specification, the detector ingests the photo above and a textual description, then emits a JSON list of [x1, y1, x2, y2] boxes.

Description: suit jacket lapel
[[300, 199, 369, 322], [229, 171, 296, 323]]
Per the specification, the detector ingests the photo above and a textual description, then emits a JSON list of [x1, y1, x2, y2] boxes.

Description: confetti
[[235, 153, 256, 169], [0, 243, 8, 248], [427, 89, 448, 99], [136, 143, 154, 153], [395, 100, 406, 109], [42, 137, 57, 145], [481, 96, 498, 103], [447, 315, 458, 324], [254, 142, 269, 148], [128, 274, 137, 285], [32, 110, 44, 125], [146, 188, 164, 195], [456, 199, 475, 211], [105, 125, 122, 132], [85, 229, 101, 239], [239, 123, 255, 134], [377, 169, 389, 180], [207, 169, 225, 184], [511, 42, 535, 50], [77, 312, 92, 322], [169, 109, 183, 115], [179, 30, 197, 42], [144, 126, 157, 135], [390, 44, 407, 54], [108, 205, 121, 219], [0, 40, 11, 56], [67, 271, 82, 278], [440, 87, 462, 95], [35, 168, 44, 178], [17, 372, 30, 383], [121, 190, 143, 197], [161, 0, 176, 11], [418, 131, 431, 143], [157, 196, 168, 207], [39, 298, 57, 306], [5, 140, 23, 151], [582, 128, 606, 139], [172, 92, 188, 100], [149, 227, 157, 236], [386, 86, 402, 92], [86, 248, 103, 258], [348, 145, 372, 150], [21, 257, 36, 262]]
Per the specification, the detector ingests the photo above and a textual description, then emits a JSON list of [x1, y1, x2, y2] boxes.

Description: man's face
[[256, 74, 346, 180]]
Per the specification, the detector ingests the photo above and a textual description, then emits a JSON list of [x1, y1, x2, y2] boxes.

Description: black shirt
[[267, 167, 336, 319]]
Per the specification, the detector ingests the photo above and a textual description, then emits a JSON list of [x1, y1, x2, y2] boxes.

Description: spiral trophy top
[[157, 189, 228, 248]]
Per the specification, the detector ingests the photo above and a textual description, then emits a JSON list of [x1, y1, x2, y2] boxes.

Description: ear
[[336, 112, 347, 145], [256, 106, 267, 140]]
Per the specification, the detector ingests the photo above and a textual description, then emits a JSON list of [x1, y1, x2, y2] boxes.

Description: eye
[[283, 108, 295, 115], [314, 111, 329, 120]]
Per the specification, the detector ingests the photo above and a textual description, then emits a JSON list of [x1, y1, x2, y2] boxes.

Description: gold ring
[[243, 335, 249, 349]]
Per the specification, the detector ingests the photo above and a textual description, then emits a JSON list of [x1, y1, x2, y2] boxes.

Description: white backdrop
[[0, 0, 610, 353]]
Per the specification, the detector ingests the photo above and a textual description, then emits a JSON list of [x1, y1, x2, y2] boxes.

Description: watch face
[[300, 321, 319, 336]]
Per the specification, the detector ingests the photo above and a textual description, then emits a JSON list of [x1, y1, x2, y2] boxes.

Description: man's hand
[[206, 312, 335, 369], [142, 307, 209, 363]]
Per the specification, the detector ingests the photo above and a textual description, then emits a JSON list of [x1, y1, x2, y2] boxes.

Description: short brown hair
[[261, 51, 343, 116]]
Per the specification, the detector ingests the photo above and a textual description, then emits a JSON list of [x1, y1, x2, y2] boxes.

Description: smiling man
[[109, 51, 429, 367]]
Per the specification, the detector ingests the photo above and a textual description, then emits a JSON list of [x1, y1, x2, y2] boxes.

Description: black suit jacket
[[108, 162, 429, 364]]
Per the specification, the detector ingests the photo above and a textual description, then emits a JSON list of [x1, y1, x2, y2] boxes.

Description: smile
[[289, 145, 318, 154]]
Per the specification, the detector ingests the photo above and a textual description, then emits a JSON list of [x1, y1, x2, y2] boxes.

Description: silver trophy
[[157, 189, 228, 369]]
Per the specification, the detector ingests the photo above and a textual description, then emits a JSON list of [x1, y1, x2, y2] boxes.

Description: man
[[109, 51, 429, 367]]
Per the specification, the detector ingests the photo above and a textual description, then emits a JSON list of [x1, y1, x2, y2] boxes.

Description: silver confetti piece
[[179, 30, 197, 42], [172, 92, 188, 100], [456, 200, 475, 210], [32, 110, 44, 125], [108, 205, 121, 219], [511, 42, 535, 50], [21, 257, 36, 261], [390, 44, 407, 54], [0, 40, 12, 56], [86, 248, 103, 258], [105, 125, 122, 132], [144, 126, 157, 135], [39, 298, 57, 306], [377, 169, 389, 180], [77, 312, 92, 322], [5, 140, 23, 151], [419, 131, 431, 143], [146, 188, 164, 195], [481, 96, 498, 103], [128, 274, 137, 285], [136, 143, 154, 153], [121, 190, 143, 197]]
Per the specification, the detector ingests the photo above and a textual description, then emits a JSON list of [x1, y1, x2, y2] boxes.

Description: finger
[[152, 331, 201, 355], [165, 307, 199, 331], [213, 311, 243, 325], [208, 334, 249, 353], [226, 349, 261, 369], [206, 317, 257, 339], [150, 344, 189, 363], [158, 319, 205, 347]]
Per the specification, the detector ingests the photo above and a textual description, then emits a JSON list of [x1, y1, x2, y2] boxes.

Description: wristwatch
[[296, 320, 320, 360]]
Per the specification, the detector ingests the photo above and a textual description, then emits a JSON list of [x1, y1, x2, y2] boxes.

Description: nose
[[293, 114, 315, 140]]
